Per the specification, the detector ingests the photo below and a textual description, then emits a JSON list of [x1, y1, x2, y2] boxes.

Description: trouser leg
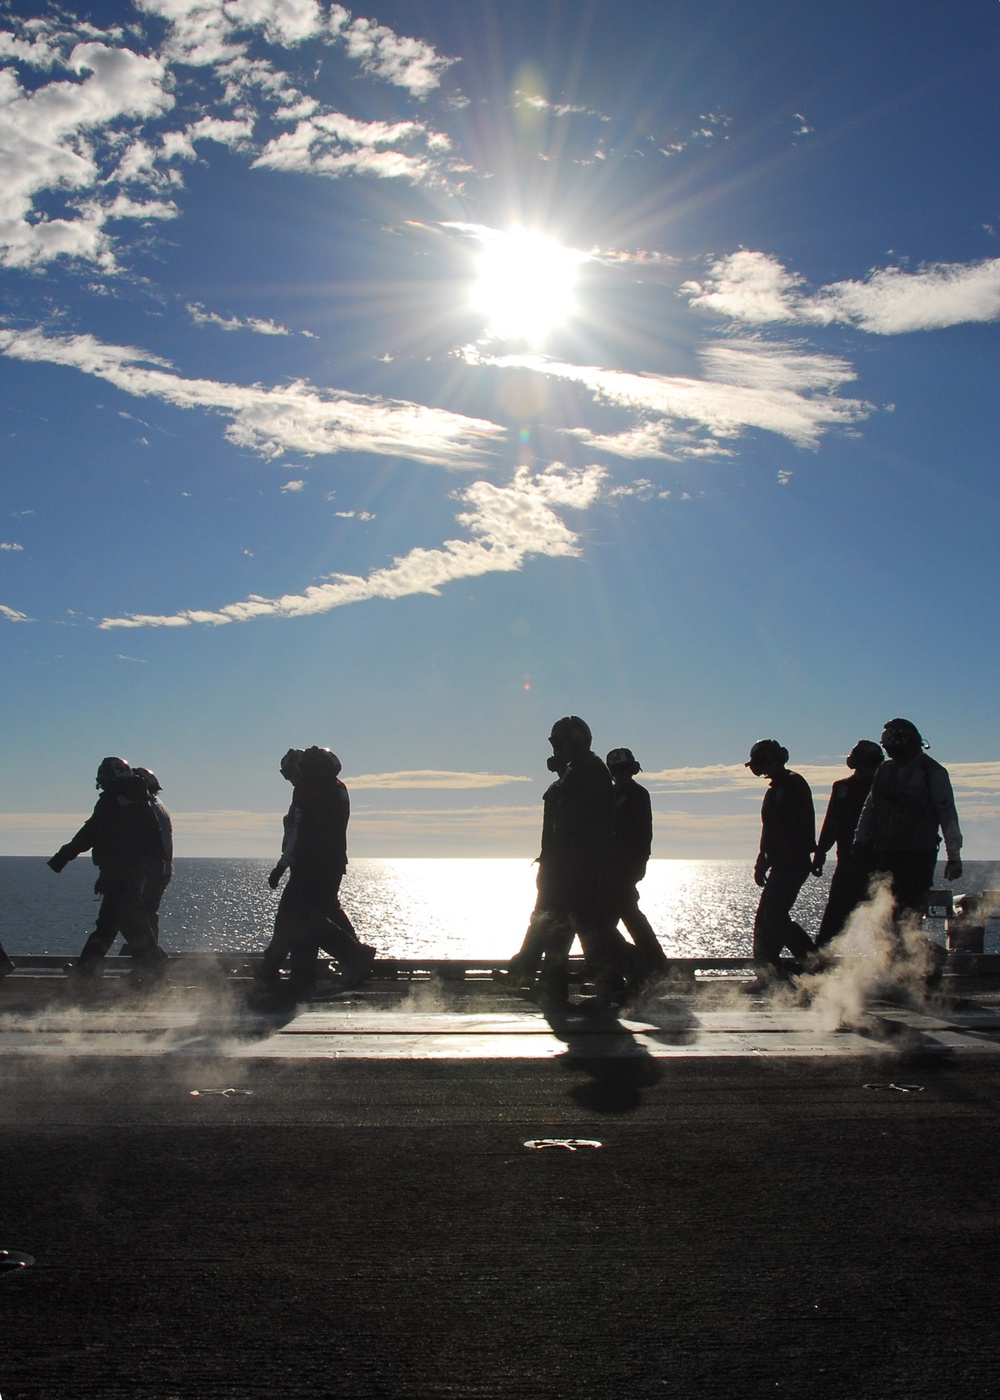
[[753, 861, 814, 968], [537, 917, 574, 1007], [78, 892, 122, 966], [815, 860, 869, 947], [617, 885, 670, 974], [259, 884, 296, 977]]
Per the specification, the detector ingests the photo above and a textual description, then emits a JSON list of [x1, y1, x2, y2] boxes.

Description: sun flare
[[471, 230, 585, 343]]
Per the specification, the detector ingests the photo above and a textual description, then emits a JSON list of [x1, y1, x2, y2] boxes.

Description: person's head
[[298, 745, 342, 779], [548, 716, 592, 764], [846, 740, 884, 774], [745, 739, 789, 779], [606, 747, 641, 781], [132, 766, 162, 794], [279, 748, 304, 784], [880, 718, 924, 762], [96, 756, 131, 790]]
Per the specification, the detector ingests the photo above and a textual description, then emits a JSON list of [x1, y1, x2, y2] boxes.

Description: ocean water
[[3, 857, 999, 960]]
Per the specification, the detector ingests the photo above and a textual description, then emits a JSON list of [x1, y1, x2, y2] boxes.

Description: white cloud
[[641, 759, 1000, 803], [0, 6, 459, 271], [0, 38, 174, 268], [0, 542, 24, 551], [1, 603, 31, 622], [281, 478, 304, 491], [339, 13, 456, 97], [686, 249, 1000, 334], [136, 2, 454, 95], [683, 250, 805, 323], [465, 341, 869, 451], [97, 462, 606, 627], [187, 301, 294, 334], [349, 770, 530, 790], [815, 258, 1000, 333], [0, 326, 505, 468], [254, 111, 450, 184]]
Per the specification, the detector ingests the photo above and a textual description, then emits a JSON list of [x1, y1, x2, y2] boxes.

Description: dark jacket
[[610, 778, 653, 884], [537, 748, 613, 910], [816, 772, 873, 862], [286, 769, 350, 877], [49, 775, 161, 877], [759, 769, 815, 865]]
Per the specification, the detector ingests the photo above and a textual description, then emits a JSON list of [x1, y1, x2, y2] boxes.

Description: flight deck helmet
[[96, 756, 131, 790], [606, 747, 641, 776], [745, 739, 788, 776]]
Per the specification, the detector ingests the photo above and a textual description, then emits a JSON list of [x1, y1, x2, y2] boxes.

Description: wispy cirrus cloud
[[349, 770, 530, 790], [685, 249, 1000, 333], [186, 301, 310, 336], [464, 339, 869, 453], [1, 603, 31, 622], [0, 327, 504, 468], [98, 462, 605, 627], [642, 759, 1000, 801]]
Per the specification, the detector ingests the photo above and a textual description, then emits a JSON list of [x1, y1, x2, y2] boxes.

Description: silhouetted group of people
[[46, 757, 173, 984], [501, 717, 668, 1012], [745, 717, 963, 988], [3, 712, 961, 1002]]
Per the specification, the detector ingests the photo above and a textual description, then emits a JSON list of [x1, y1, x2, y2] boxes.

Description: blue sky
[[2, 0, 999, 859]]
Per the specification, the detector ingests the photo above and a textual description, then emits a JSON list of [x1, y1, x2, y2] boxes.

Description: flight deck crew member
[[48, 757, 166, 983], [530, 716, 632, 1010], [853, 718, 962, 975], [746, 739, 817, 977], [606, 747, 669, 980], [812, 740, 883, 947], [266, 746, 376, 998]]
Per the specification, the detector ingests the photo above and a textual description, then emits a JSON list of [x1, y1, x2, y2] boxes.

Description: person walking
[[745, 739, 817, 983], [48, 757, 167, 985], [261, 746, 375, 999], [853, 718, 962, 978], [812, 741, 883, 948], [606, 747, 669, 981], [528, 716, 632, 1011]]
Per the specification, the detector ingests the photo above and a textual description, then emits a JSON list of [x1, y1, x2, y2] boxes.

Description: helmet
[[549, 716, 592, 750], [279, 748, 304, 783], [132, 767, 161, 794], [880, 718, 924, 755], [846, 740, 883, 771], [299, 746, 342, 777], [745, 739, 788, 771], [96, 756, 131, 789], [606, 747, 641, 776]]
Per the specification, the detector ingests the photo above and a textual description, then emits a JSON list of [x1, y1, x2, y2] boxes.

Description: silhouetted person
[[501, 754, 571, 989], [745, 739, 817, 979], [262, 746, 375, 998], [606, 747, 669, 980], [854, 718, 963, 972], [131, 768, 172, 943], [258, 747, 367, 983], [529, 716, 631, 1010], [812, 741, 883, 947], [48, 757, 166, 984]]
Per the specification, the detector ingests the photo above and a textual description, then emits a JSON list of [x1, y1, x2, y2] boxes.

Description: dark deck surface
[[2, 968, 1000, 1398]]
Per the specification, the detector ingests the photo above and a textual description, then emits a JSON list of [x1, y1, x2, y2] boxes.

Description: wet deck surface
[[3, 970, 1000, 1398], [2, 967, 1000, 1059]]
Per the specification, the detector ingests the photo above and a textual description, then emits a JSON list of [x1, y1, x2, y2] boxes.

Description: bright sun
[[471, 230, 585, 343]]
